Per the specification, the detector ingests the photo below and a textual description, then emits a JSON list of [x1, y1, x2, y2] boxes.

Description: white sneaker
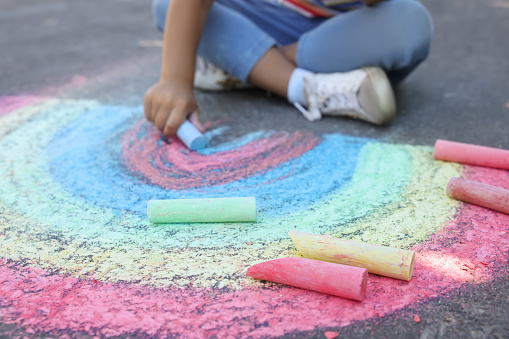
[[194, 56, 253, 91], [295, 67, 396, 125]]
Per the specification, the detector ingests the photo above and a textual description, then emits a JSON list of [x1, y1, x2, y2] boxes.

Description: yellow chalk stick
[[289, 230, 415, 281]]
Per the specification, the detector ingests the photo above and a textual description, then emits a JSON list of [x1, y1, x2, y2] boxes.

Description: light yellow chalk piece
[[289, 230, 415, 281]]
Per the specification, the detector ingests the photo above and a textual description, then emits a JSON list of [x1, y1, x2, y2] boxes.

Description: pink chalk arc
[[121, 120, 321, 190], [0, 96, 45, 116]]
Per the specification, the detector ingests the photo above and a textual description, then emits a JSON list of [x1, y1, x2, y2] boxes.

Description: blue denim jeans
[[152, 0, 433, 85]]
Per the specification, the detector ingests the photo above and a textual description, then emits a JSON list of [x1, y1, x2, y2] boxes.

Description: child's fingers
[[163, 104, 188, 136], [188, 110, 205, 133], [154, 103, 173, 132], [143, 93, 152, 121], [149, 100, 163, 124], [144, 88, 162, 122]]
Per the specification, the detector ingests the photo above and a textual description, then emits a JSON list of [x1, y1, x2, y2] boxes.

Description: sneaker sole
[[358, 67, 396, 125]]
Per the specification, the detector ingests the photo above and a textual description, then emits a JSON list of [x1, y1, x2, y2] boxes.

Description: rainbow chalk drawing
[[435, 139, 509, 170], [289, 230, 415, 281], [447, 177, 509, 215], [1, 96, 509, 338], [147, 197, 257, 223], [246, 257, 368, 301]]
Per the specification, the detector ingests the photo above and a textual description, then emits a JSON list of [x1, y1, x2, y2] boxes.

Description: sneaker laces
[[298, 70, 367, 122]]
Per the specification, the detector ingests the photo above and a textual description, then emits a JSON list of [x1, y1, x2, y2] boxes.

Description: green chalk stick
[[147, 197, 257, 223]]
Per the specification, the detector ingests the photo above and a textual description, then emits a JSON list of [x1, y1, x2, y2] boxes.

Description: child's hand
[[144, 80, 205, 136]]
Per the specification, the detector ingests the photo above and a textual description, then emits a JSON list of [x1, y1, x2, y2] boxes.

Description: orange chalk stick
[[447, 177, 509, 215], [434, 139, 509, 170], [246, 257, 368, 301]]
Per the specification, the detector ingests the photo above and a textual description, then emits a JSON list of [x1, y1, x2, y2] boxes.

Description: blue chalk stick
[[176, 120, 208, 151]]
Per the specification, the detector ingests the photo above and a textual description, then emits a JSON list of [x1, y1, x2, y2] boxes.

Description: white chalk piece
[[177, 120, 208, 151]]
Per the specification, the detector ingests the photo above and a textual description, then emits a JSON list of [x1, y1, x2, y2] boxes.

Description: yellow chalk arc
[[289, 230, 415, 281]]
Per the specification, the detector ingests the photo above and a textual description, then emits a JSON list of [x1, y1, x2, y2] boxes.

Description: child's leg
[[295, 0, 433, 85], [210, 0, 433, 86], [153, 0, 298, 86], [247, 48, 295, 98], [152, 0, 324, 96], [151, 0, 431, 124], [153, 0, 432, 90]]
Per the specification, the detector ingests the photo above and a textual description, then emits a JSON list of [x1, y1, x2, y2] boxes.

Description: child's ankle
[[287, 68, 313, 106]]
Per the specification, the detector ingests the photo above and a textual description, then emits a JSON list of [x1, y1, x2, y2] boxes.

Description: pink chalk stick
[[246, 257, 368, 301], [447, 177, 509, 215], [434, 139, 509, 170]]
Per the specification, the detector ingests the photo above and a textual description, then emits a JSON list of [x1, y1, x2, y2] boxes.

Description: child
[[144, 0, 433, 136]]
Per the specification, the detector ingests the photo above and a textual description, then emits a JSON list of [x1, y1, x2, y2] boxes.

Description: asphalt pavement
[[1, 0, 508, 338]]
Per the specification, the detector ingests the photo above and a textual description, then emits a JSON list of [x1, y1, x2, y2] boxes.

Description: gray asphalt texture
[[1, 0, 509, 338]]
